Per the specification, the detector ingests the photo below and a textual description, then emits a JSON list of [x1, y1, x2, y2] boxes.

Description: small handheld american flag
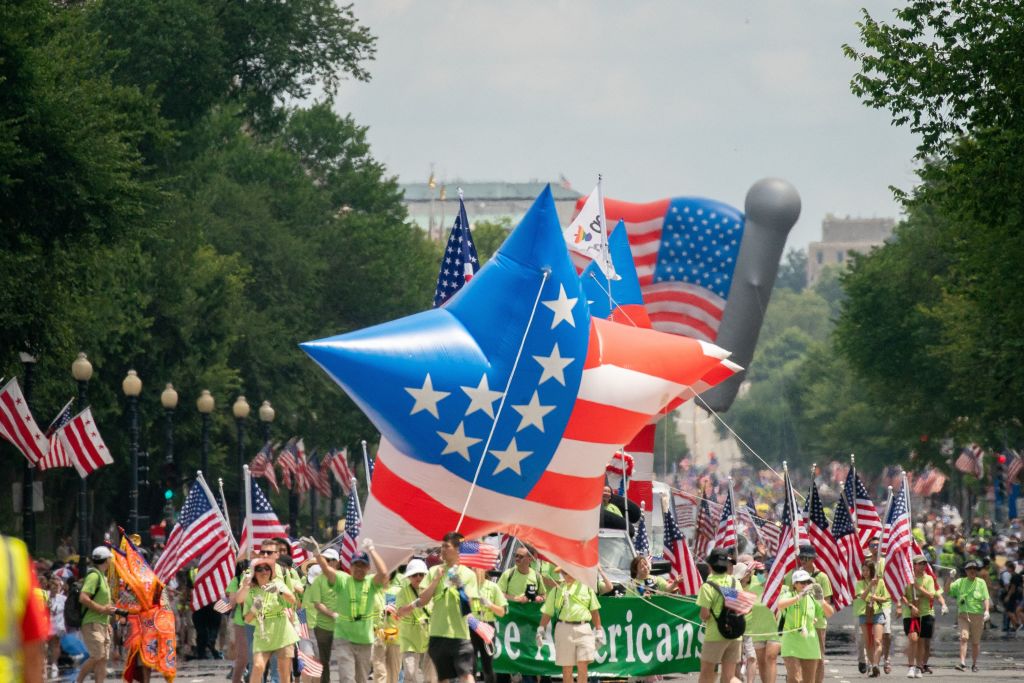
[[459, 540, 499, 570], [716, 583, 757, 615], [433, 192, 479, 307]]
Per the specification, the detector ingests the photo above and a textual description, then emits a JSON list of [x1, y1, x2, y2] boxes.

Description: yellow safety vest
[[0, 535, 33, 682]]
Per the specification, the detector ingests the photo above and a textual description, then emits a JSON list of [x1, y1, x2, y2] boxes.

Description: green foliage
[[472, 218, 514, 264], [774, 248, 808, 293]]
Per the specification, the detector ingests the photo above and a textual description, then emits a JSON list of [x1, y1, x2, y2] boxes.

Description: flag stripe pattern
[[584, 197, 745, 342], [155, 481, 229, 583], [762, 473, 798, 612], [250, 442, 279, 494], [881, 483, 915, 607], [277, 438, 297, 490], [308, 451, 332, 498], [190, 534, 236, 610], [38, 399, 74, 470], [1007, 449, 1023, 488], [239, 476, 287, 556], [57, 407, 113, 478], [955, 444, 984, 478], [434, 196, 479, 307], [663, 505, 702, 595], [326, 448, 354, 495], [832, 493, 864, 588], [844, 469, 883, 545], [459, 541, 500, 570], [804, 482, 852, 610], [712, 486, 736, 550], [0, 378, 50, 466], [339, 494, 361, 573], [718, 583, 758, 615]]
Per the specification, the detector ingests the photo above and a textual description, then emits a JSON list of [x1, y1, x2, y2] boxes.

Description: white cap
[[404, 559, 429, 577], [321, 549, 340, 562], [307, 564, 323, 584], [733, 562, 750, 578], [91, 546, 112, 561], [791, 569, 812, 583]]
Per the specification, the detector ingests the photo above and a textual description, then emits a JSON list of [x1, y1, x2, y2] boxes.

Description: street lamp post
[[197, 390, 215, 474], [19, 352, 37, 552], [161, 384, 178, 522], [123, 370, 143, 534], [233, 396, 250, 523], [72, 353, 93, 568]]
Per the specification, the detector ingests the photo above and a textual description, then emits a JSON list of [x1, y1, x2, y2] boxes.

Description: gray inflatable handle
[[701, 178, 800, 412]]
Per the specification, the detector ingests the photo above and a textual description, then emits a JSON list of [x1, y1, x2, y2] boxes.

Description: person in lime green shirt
[[740, 561, 780, 683], [77, 546, 117, 683], [308, 548, 341, 683], [497, 546, 547, 603], [696, 548, 742, 683], [853, 561, 888, 678], [602, 486, 624, 518], [404, 532, 478, 683], [537, 566, 603, 683], [372, 579, 403, 683], [778, 569, 834, 683], [784, 546, 833, 683], [471, 567, 507, 683], [237, 558, 299, 683], [394, 559, 436, 683], [225, 561, 253, 683], [312, 539, 389, 683], [899, 555, 946, 677], [948, 561, 990, 672], [626, 555, 676, 597]]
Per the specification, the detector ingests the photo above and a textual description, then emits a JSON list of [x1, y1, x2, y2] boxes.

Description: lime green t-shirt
[[497, 567, 547, 598], [308, 574, 341, 632], [948, 577, 989, 614], [779, 587, 823, 660], [853, 578, 890, 617], [395, 582, 430, 653], [745, 576, 779, 642], [225, 576, 246, 626], [81, 569, 111, 626], [626, 576, 670, 598], [330, 572, 383, 644], [902, 574, 939, 618], [696, 573, 739, 642], [472, 580, 508, 622], [540, 580, 600, 623], [785, 569, 832, 629], [301, 579, 319, 630], [425, 564, 477, 640]]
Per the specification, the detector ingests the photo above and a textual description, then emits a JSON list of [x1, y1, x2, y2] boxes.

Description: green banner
[[492, 597, 704, 676]]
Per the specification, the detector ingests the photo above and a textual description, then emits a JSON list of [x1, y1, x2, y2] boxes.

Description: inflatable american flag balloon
[[301, 187, 736, 586]]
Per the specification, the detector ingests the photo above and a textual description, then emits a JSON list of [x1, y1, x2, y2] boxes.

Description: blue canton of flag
[[831, 496, 854, 540], [634, 514, 650, 556], [340, 493, 362, 572], [433, 195, 480, 307]]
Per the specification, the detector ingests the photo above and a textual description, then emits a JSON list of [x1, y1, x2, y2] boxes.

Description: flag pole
[[622, 451, 631, 542], [218, 477, 233, 538], [360, 439, 371, 493], [901, 470, 919, 604], [350, 476, 363, 521], [243, 465, 253, 557], [850, 453, 860, 539], [196, 470, 238, 553], [785, 461, 802, 549]]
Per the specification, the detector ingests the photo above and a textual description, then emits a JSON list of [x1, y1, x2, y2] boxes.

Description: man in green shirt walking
[[75, 546, 117, 683], [536, 567, 603, 683], [949, 561, 990, 672], [308, 549, 341, 683], [696, 548, 741, 683]]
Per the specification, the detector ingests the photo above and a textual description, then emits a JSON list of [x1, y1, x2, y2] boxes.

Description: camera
[[114, 608, 129, 617], [524, 584, 538, 601]]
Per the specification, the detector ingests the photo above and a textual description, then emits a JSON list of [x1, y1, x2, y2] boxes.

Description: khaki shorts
[[554, 622, 596, 666], [701, 638, 741, 665], [958, 613, 984, 643], [82, 622, 111, 659]]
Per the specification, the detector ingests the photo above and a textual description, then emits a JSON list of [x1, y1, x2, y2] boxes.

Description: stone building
[[806, 214, 896, 285]]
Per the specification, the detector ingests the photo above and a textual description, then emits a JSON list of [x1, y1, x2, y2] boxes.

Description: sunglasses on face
[[254, 566, 271, 573], [258, 550, 276, 556]]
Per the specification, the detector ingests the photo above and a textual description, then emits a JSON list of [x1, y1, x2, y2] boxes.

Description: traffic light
[[995, 453, 1007, 505]]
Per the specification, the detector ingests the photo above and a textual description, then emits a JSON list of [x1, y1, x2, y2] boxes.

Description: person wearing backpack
[[778, 570, 834, 683], [75, 547, 117, 683], [696, 548, 743, 683]]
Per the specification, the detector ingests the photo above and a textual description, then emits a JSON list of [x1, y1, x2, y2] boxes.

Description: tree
[[471, 218, 513, 264], [775, 248, 808, 293]]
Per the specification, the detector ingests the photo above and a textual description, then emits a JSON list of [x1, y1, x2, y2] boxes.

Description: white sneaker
[[914, 668, 923, 678], [49, 663, 58, 676], [907, 667, 917, 678]]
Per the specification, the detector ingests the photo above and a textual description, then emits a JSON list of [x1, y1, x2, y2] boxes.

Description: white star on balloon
[[541, 284, 578, 329], [405, 374, 450, 419], [460, 374, 503, 418], [436, 421, 481, 461], [510, 390, 555, 433], [533, 344, 574, 386], [490, 437, 533, 476]]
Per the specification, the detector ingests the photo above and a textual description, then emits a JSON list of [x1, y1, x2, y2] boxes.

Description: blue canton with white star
[[433, 198, 480, 307], [653, 198, 744, 298]]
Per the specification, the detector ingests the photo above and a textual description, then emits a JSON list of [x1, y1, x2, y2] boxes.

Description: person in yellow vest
[[308, 549, 341, 683], [394, 559, 436, 683], [76, 546, 117, 683], [0, 535, 49, 683], [899, 555, 946, 678], [778, 570, 835, 683], [853, 561, 889, 678], [536, 567, 604, 683], [470, 567, 507, 683], [372, 577, 403, 683], [784, 546, 833, 683]]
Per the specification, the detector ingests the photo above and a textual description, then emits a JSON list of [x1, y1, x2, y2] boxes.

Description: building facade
[[806, 214, 896, 285]]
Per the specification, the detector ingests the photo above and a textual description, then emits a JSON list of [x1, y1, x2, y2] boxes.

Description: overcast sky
[[334, 1, 920, 251]]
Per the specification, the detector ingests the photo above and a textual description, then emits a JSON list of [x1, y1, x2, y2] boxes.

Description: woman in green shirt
[[395, 559, 436, 683], [899, 556, 946, 677], [778, 570, 834, 683], [238, 558, 299, 683], [626, 556, 677, 598], [740, 562, 779, 683], [471, 567, 508, 683], [853, 562, 889, 678]]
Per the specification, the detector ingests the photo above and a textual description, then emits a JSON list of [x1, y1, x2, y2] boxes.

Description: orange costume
[[112, 535, 177, 682]]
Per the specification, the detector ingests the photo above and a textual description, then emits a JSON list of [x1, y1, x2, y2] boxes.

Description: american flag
[[712, 486, 736, 550], [290, 538, 310, 567], [592, 197, 745, 341], [1007, 449, 1024, 489], [325, 448, 354, 495], [239, 473, 287, 556], [459, 540, 500, 570], [213, 596, 232, 614], [293, 439, 311, 494], [881, 482, 915, 606], [308, 451, 332, 498], [190, 532, 236, 610], [844, 468, 882, 545], [433, 193, 479, 307], [55, 407, 113, 478], [695, 495, 717, 558], [155, 479, 231, 583], [718, 582, 758, 615], [663, 505, 702, 595], [804, 481, 852, 610], [955, 444, 984, 478], [249, 442, 279, 493], [832, 492, 864, 588], [295, 608, 324, 677], [301, 188, 732, 585], [38, 399, 74, 470], [277, 437, 298, 490], [749, 512, 782, 555], [338, 494, 362, 573], [762, 471, 799, 612], [0, 377, 50, 466], [633, 514, 651, 556]]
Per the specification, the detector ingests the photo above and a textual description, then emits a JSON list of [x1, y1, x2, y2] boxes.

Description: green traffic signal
[[164, 489, 173, 500]]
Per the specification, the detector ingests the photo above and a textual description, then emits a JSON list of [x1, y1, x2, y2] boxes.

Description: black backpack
[[710, 578, 747, 639], [64, 568, 98, 629]]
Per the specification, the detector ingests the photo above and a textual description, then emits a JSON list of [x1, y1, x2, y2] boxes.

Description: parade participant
[[411, 532, 478, 683], [786, 546, 832, 683], [536, 567, 604, 683], [497, 546, 547, 604], [900, 555, 946, 677], [859, 536, 893, 674], [238, 557, 299, 683], [311, 538, 389, 683], [778, 569, 834, 683], [696, 548, 742, 683], [949, 560, 990, 672], [395, 559, 437, 683], [308, 549, 341, 683], [853, 561, 888, 678], [626, 555, 677, 597], [734, 562, 757, 683], [0, 535, 49, 683], [76, 546, 117, 683], [372, 577, 403, 683], [602, 486, 624, 518], [743, 559, 780, 683], [273, 538, 305, 595], [251, 539, 288, 683], [224, 560, 252, 683], [48, 576, 67, 677], [470, 567, 507, 683]]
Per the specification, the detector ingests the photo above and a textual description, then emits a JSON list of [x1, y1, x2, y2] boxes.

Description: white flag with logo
[[562, 183, 618, 280]]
